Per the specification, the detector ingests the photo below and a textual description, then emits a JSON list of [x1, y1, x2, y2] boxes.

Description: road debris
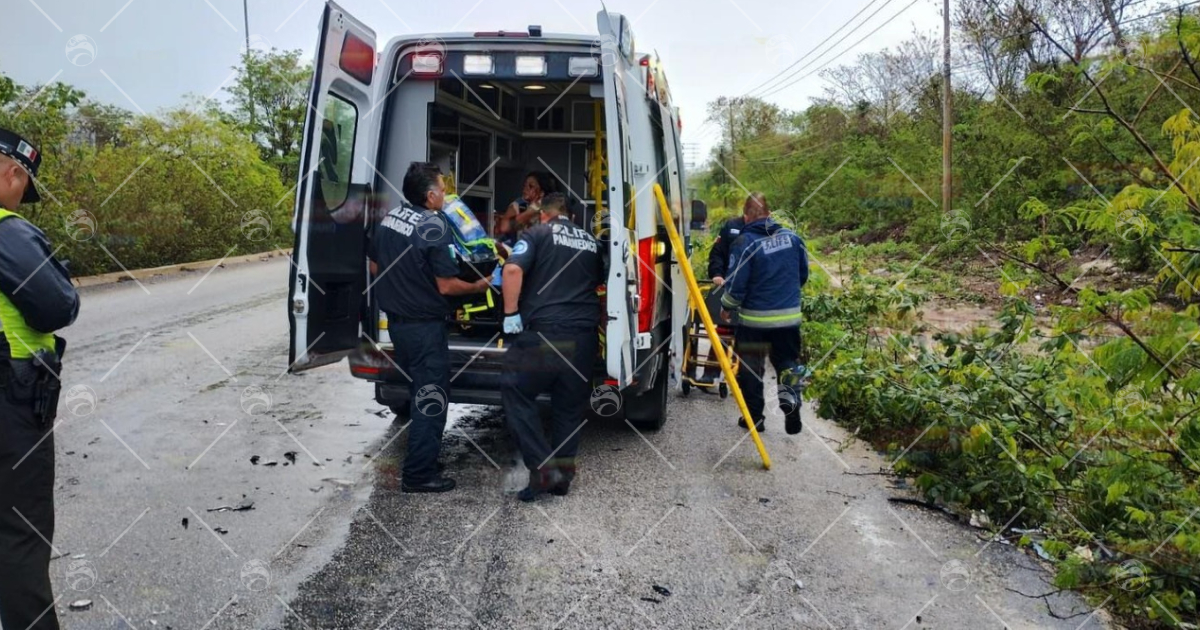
[[207, 500, 254, 513], [69, 600, 93, 611], [263, 460, 278, 466], [640, 597, 661, 604], [214, 527, 229, 535], [182, 518, 188, 529], [250, 455, 260, 465], [652, 585, 671, 597], [284, 451, 297, 464]]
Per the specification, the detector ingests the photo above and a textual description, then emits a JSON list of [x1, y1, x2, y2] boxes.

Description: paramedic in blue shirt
[[368, 162, 488, 493], [719, 193, 809, 435]]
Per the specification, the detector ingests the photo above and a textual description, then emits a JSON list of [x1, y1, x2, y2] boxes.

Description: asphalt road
[[41, 258, 1107, 629]]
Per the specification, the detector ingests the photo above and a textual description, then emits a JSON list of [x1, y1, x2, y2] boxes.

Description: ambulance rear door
[[597, 10, 638, 388], [288, 1, 380, 372]]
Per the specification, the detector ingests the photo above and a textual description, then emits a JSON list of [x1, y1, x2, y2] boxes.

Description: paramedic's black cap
[[0, 127, 42, 204]]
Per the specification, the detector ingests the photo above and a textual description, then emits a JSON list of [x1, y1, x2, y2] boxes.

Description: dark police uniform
[[0, 129, 79, 630], [721, 217, 809, 433], [707, 216, 746, 282], [501, 215, 603, 486], [368, 203, 458, 486]]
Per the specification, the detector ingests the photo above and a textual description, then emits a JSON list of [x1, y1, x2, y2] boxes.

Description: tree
[[224, 48, 312, 185]]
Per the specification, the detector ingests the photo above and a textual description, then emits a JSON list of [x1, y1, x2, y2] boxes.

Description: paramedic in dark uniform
[[696, 195, 759, 384], [500, 193, 604, 502], [0, 129, 80, 630], [719, 193, 808, 435], [369, 162, 488, 493]]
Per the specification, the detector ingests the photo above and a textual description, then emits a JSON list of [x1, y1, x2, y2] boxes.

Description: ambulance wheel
[[627, 369, 668, 432], [719, 383, 729, 399], [682, 381, 692, 397]]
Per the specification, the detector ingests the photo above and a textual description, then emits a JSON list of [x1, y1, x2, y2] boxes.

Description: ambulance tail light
[[349, 345, 394, 380], [636, 236, 658, 333], [340, 33, 376, 85]]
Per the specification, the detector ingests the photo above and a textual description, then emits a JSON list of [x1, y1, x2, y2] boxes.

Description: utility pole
[[941, 0, 952, 213], [727, 100, 736, 176], [243, 0, 256, 139], [243, 0, 251, 53]]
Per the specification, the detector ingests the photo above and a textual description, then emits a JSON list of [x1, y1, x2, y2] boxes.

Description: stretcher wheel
[[682, 380, 692, 396], [719, 383, 728, 399]]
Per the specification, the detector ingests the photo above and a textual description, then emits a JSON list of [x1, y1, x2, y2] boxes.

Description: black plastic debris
[[263, 460, 278, 466], [284, 451, 297, 464], [652, 585, 671, 597], [758, 498, 770, 504], [640, 597, 661, 604], [214, 527, 229, 535], [207, 500, 254, 513], [250, 456, 260, 465], [182, 518, 188, 530]]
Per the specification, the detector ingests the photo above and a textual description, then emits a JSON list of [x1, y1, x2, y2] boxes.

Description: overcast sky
[[0, 0, 941, 162]]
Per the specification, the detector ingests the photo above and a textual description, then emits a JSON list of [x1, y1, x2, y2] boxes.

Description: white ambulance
[[287, 2, 692, 429]]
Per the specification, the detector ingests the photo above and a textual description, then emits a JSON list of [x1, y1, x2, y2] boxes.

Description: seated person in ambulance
[[500, 171, 555, 235]]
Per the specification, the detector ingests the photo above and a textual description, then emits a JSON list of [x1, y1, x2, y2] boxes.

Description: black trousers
[[501, 329, 597, 472], [0, 389, 59, 630], [733, 326, 801, 422], [389, 320, 451, 484]]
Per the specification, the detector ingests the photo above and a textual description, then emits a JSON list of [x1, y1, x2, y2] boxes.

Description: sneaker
[[737, 416, 765, 432]]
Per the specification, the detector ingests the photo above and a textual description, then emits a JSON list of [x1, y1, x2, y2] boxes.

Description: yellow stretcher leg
[[653, 184, 771, 470]]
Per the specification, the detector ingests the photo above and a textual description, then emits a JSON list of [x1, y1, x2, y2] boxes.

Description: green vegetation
[[690, 5, 1200, 626], [0, 48, 308, 276]]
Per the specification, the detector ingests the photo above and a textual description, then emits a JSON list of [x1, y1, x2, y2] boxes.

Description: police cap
[[0, 128, 42, 204]]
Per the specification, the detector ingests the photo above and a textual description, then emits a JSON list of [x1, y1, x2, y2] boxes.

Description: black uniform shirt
[[707, 216, 746, 280], [0, 209, 79, 333], [368, 203, 459, 321], [506, 215, 604, 330]]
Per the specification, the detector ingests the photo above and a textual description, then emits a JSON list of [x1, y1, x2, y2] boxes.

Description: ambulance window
[[318, 94, 358, 211]]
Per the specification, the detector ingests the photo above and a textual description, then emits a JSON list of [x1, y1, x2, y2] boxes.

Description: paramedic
[[719, 193, 808, 435], [369, 162, 488, 493], [696, 194, 760, 384], [0, 128, 80, 630], [500, 193, 604, 502]]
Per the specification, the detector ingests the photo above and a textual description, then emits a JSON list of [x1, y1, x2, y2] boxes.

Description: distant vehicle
[[286, 2, 693, 430]]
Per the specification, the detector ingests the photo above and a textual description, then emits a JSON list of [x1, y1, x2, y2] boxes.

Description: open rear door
[[288, 1, 378, 372], [597, 11, 638, 388]]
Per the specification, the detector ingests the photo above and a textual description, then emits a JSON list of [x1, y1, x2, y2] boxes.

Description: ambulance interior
[[369, 73, 611, 363]]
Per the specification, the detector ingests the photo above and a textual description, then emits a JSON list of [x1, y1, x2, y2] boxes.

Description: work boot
[[737, 416, 765, 432], [785, 407, 803, 435], [517, 467, 565, 502], [551, 464, 576, 496], [401, 476, 457, 493]]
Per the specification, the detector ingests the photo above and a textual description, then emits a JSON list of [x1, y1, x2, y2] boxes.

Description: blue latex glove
[[503, 313, 523, 334], [491, 265, 503, 287]]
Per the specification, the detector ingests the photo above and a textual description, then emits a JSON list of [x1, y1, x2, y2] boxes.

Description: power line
[[757, 0, 923, 100], [740, 0, 888, 98]]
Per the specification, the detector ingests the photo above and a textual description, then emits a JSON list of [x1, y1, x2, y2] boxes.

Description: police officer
[[697, 195, 759, 384], [500, 192, 604, 502], [369, 162, 488, 493], [0, 129, 80, 630], [719, 193, 808, 435]]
